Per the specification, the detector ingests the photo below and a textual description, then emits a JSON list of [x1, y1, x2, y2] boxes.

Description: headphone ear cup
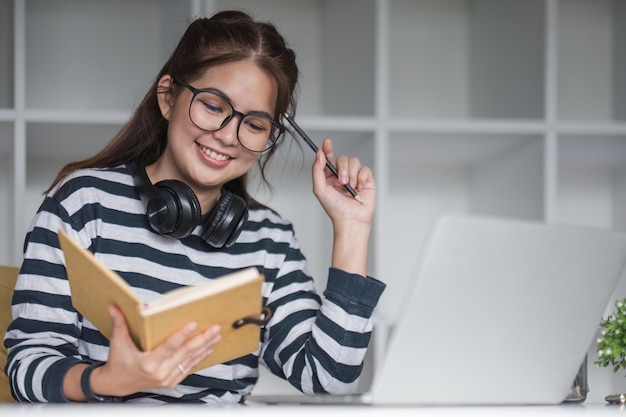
[[149, 180, 201, 239], [202, 190, 248, 248], [145, 185, 180, 235]]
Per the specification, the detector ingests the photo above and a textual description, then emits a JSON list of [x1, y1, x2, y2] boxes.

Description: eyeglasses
[[173, 77, 284, 152]]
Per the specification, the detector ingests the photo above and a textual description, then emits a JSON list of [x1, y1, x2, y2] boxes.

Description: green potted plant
[[597, 299, 626, 372], [595, 299, 626, 404]]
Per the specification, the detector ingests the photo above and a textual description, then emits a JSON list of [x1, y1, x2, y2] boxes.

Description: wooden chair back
[[0, 266, 19, 402]]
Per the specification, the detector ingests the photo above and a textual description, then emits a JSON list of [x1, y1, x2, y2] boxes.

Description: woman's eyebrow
[[198, 86, 229, 100], [245, 109, 275, 119]]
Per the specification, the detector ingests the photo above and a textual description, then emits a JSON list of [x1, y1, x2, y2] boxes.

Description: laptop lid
[[371, 214, 626, 405]]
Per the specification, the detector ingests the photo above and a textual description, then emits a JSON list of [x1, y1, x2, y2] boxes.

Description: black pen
[[283, 112, 363, 204]]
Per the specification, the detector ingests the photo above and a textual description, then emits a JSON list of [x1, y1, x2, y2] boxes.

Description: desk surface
[[1, 403, 625, 416]]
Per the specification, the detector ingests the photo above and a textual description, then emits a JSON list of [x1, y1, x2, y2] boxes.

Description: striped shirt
[[4, 164, 385, 403]]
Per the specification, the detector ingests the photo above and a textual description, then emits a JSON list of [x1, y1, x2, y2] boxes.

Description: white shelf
[[23, 109, 131, 125], [2, 0, 626, 401], [556, 122, 626, 135], [388, 119, 548, 134]]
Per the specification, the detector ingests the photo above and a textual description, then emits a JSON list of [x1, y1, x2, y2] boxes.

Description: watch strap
[[80, 362, 121, 403]]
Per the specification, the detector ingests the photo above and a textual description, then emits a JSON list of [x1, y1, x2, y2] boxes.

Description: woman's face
[[154, 60, 278, 210]]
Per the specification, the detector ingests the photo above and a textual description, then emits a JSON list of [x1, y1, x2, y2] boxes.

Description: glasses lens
[[238, 115, 281, 152], [189, 91, 231, 131]]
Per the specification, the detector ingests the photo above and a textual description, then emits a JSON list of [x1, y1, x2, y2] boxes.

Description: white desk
[[0, 403, 625, 416]]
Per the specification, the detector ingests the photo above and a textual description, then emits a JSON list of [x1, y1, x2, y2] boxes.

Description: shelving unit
[[1, 0, 625, 402]]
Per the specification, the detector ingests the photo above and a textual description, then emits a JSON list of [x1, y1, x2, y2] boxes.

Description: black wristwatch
[[80, 362, 121, 403]]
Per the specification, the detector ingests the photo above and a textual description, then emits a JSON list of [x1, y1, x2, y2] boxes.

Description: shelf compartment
[[0, 122, 14, 265], [380, 132, 545, 320], [24, 0, 191, 112], [558, 0, 626, 122], [0, 0, 14, 109], [23, 122, 123, 237], [388, 0, 545, 120], [556, 134, 626, 231], [0, 120, 13, 158], [212, 0, 376, 117]]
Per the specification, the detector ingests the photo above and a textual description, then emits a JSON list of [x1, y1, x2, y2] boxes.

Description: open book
[[58, 229, 269, 372]]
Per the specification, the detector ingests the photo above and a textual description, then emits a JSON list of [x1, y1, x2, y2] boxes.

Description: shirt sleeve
[[4, 196, 87, 403], [260, 260, 386, 395]]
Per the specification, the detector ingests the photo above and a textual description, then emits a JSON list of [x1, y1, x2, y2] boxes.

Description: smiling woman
[[148, 61, 280, 204], [3, 10, 384, 404]]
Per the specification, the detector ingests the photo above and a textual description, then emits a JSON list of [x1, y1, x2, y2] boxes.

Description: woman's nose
[[213, 115, 240, 145]]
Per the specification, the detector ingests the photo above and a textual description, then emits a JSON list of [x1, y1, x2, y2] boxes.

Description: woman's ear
[[156, 74, 175, 121]]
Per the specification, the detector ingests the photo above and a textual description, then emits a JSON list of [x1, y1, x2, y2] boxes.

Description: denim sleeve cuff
[[323, 267, 386, 316]]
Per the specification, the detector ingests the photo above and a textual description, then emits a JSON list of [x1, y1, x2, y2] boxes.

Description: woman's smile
[[196, 142, 231, 162]]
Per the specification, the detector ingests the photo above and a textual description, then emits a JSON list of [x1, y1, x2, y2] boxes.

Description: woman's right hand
[[68, 306, 221, 400]]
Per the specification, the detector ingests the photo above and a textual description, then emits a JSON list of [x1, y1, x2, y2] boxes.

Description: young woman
[[4, 10, 384, 404]]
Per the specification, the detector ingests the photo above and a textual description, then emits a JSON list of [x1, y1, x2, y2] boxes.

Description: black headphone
[[132, 161, 248, 248]]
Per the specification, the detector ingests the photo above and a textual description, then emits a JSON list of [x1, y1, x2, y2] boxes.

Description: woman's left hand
[[311, 138, 376, 225]]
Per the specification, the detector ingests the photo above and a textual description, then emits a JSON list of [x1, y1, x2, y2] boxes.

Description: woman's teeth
[[199, 144, 230, 161]]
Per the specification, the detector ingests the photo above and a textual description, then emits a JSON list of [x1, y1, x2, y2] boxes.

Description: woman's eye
[[201, 100, 222, 114], [196, 91, 228, 115], [244, 117, 270, 132], [248, 122, 264, 132]]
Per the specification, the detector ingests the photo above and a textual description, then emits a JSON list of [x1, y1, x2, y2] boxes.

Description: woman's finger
[[169, 325, 222, 379]]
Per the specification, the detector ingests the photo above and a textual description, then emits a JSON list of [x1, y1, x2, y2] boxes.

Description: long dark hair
[[46, 10, 299, 208]]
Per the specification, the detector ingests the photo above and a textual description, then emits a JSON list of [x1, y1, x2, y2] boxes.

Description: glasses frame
[[172, 76, 285, 153]]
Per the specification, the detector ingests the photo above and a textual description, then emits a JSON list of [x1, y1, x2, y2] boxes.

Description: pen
[[283, 112, 363, 204]]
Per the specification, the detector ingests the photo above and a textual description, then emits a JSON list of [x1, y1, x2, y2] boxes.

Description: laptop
[[250, 213, 626, 406]]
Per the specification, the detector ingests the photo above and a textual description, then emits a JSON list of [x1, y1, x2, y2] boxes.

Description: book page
[[142, 267, 261, 315]]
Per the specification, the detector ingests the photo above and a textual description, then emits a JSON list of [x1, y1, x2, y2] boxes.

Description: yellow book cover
[[58, 229, 268, 372]]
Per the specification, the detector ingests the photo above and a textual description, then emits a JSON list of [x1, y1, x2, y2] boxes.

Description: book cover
[[58, 229, 268, 372]]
